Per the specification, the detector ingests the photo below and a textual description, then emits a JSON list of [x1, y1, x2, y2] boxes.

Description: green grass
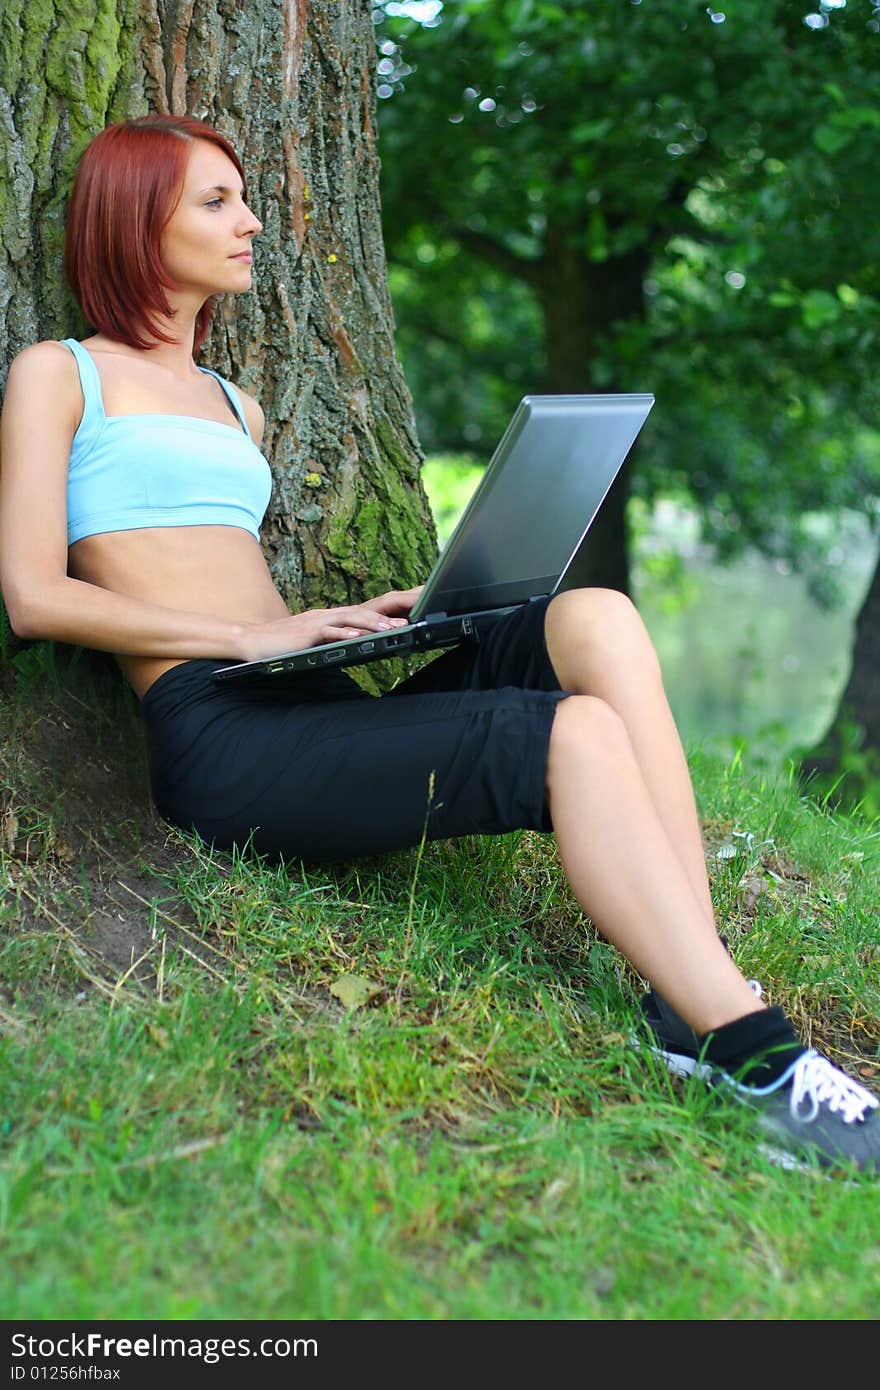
[[1, 655, 879, 1319]]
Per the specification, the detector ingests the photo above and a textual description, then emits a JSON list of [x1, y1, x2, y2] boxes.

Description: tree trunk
[[0, 0, 436, 656], [537, 235, 648, 595], [801, 552, 880, 778]]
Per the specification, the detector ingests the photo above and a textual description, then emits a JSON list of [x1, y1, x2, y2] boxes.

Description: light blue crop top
[[60, 337, 273, 545]]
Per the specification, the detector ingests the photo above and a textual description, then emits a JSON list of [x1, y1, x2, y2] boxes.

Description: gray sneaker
[[636, 993, 880, 1173], [722, 1050, 880, 1174]]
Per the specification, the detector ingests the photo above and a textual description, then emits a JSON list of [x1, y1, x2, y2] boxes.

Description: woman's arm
[[0, 343, 254, 657], [0, 344, 417, 661]]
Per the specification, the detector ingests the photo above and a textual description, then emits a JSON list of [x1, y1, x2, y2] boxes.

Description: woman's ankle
[[700, 1005, 805, 1086]]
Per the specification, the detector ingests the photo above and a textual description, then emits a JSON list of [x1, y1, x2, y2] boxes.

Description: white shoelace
[[788, 1051, 880, 1126]]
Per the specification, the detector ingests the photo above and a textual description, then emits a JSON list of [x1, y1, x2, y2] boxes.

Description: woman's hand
[[361, 585, 424, 618], [238, 586, 424, 662]]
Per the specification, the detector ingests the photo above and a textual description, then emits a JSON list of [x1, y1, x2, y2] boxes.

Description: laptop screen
[[411, 394, 654, 618]]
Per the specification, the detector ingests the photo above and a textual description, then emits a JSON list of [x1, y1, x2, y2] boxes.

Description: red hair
[[63, 114, 248, 355]]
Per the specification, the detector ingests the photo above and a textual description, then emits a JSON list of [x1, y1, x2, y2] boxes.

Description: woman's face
[[159, 139, 262, 300]]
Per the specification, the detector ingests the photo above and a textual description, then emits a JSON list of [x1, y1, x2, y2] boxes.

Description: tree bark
[[0, 0, 436, 656], [801, 553, 880, 783]]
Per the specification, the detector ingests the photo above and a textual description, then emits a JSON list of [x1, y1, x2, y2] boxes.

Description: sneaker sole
[[630, 1032, 713, 1082], [755, 1142, 865, 1182], [755, 1142, 809, 1172]]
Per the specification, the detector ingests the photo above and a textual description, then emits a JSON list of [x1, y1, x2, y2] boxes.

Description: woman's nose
[[242, 203, 262, 236]]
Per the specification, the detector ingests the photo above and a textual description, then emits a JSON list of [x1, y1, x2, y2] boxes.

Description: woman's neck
[[88, 304, 205, 380]]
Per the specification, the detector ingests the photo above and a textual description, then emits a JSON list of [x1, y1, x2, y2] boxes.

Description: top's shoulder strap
[[58, 338, 106, 437], [197, 365, 252, 439]]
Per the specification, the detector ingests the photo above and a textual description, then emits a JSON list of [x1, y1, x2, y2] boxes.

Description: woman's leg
[[545, 693, 762, 1036], [545, 588, 716, 926], [396, 587, 745, 1030]]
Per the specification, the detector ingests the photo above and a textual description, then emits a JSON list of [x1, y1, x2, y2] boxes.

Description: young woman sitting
[[0, 114, 876, 1174]]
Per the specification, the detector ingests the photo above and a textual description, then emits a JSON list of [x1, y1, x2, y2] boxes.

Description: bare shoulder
[[6, 338, 76, 382], [233, 382, 265, 446], [3, 340, 81, 428], [5, 339, 79, 397]]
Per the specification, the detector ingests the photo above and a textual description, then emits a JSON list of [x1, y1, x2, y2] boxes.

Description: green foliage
[[375, 0, 880, 572], [420, 452, 483, 543], [6, 642, 58, 689]]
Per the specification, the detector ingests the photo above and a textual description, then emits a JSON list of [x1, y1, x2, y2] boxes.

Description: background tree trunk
[[0, 0, 436, 655], [430, 213, 649, 594], [800, 554, 880, 792], [540, 242, 649, 596]]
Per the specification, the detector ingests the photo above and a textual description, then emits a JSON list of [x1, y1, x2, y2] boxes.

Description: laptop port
[[323, 649, 346, 663], [358, 641, 376, 654], [268, 661, 286, 673], [306, 655, 319, 666]]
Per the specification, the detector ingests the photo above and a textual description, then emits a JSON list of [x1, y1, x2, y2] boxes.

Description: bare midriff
[[67, 524, 290, 700]]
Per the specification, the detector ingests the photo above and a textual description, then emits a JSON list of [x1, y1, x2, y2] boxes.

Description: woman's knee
[[545, 586, 661, 681], [545, 694, 635, 807], [546, 586, 641, 642], [547, 692, 631, 763]]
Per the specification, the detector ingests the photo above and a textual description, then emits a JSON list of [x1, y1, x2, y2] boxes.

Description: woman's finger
[[343, 606, 406, 630], [362, 590, 419, 617]]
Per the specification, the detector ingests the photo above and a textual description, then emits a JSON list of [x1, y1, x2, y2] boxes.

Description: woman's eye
[[205, 198, 223, 208]]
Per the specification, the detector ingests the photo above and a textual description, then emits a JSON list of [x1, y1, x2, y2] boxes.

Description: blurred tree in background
[[375, 0, 880, 800]]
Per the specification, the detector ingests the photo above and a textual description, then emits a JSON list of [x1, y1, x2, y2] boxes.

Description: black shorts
[[140, 596, 569, 862]]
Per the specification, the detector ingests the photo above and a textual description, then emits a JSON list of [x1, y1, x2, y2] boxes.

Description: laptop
[[212, 393, 654, 683]]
